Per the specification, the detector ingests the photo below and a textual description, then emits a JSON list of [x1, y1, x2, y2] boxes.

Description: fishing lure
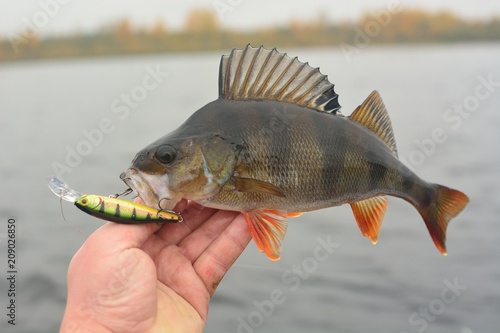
[[74, 194, 182, 224], [46, 175, 182, 224]]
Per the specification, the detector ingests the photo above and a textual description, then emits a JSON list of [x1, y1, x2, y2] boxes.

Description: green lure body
[[74, 194, 182, 224]]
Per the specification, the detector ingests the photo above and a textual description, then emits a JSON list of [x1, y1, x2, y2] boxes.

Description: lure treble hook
[[109, 188, 133, 199]]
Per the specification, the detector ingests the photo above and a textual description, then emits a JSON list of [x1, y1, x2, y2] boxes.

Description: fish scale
[[121, 45, 469, 260]]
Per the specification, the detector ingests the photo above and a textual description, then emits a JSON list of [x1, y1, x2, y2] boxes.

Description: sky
[[1, 0, 500, 38]]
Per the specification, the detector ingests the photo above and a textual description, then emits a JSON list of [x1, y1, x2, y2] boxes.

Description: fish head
[[121, 132, 243, 210]]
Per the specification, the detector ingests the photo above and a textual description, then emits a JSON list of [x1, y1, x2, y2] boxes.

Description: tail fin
[[418, 185, 469, 255]]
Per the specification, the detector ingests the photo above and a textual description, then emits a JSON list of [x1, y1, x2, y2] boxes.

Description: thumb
[[90, 222, 161, 252]]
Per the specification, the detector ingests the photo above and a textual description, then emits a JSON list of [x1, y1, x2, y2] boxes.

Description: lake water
[[1, 43, 499, 333]]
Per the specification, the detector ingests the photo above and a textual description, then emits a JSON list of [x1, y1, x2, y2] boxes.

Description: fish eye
[[155, 145, 177, 165], [81, 198, 88, 205]]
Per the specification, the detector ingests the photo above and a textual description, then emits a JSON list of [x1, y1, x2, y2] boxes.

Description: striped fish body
[[187, 98, 409, 213], [122, 45, 468, 260]]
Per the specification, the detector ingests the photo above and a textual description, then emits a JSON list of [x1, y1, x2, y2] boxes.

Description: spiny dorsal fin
[[350, 91, 398, 156], [219, 45, 341, 114]]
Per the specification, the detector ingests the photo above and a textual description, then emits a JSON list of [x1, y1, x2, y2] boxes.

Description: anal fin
[[243, 209, 288, 261], [350, 196, 388, 244]]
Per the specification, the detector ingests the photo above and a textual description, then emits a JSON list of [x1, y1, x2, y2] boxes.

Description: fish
[[74, 194, 183, 224], [120, 45, 469, 260]]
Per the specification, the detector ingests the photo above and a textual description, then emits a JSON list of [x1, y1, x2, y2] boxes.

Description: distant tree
[[184, 8, 219, 32], [430, 11, 460, 36], [114, 18, 133, 40], [151, 19, 168, 35]]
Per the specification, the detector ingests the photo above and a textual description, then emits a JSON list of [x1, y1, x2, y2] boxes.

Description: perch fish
[[120, 45, 469, 260]]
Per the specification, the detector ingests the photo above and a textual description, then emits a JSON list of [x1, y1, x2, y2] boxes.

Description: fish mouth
[[120, 168, 178, 210]]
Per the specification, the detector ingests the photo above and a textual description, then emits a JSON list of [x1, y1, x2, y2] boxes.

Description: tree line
[[1, 8, 499, 62]]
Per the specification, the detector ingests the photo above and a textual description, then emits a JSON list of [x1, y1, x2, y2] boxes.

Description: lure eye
[[80, 198, 88, 205], [155, 145, 177, 165]]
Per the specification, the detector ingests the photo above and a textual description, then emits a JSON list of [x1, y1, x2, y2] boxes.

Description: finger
[[68, 222, 160, 292], [67, 222, 160, 329], [177, 210, 240, 262], [152, 245, 211, 322], [132, 197, 210, 246], [139, 202, 221, 260], [87, 222, 160, 254], [193, 213, 252, 295], [154, 201, 219, 245]]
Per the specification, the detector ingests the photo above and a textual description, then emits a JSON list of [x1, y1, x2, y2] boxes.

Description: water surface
[[0, 43, 499, 332]]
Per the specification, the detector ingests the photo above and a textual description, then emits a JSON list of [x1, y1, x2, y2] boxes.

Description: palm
[[61, 201, 251, 333]]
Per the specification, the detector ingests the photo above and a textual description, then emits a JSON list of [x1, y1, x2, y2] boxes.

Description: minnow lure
[[74, 194, 182, 224], [46, 175, 182, 224]]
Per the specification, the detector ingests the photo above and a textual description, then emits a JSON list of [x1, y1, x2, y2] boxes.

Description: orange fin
[[243, 209, 288, 261], [234, 176, 286, 198], [350, 196, 388, 244], [287, 212, 304, 217], [349, 91, 398, 157], [417, 185, 469, 256]]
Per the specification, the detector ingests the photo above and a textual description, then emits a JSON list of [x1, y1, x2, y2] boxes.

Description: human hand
[[60, 200, 252, 333]]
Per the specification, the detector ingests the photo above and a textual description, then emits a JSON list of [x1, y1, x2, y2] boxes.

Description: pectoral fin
[[234, 176, 286, 198], [350, 196, 388, 244], [243, 209, 289, 261], [287, 212, 304, 217]]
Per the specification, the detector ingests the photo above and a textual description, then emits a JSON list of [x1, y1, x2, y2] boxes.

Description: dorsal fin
[[349, 91, 398, 156], [219, 45, 341, 114]]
